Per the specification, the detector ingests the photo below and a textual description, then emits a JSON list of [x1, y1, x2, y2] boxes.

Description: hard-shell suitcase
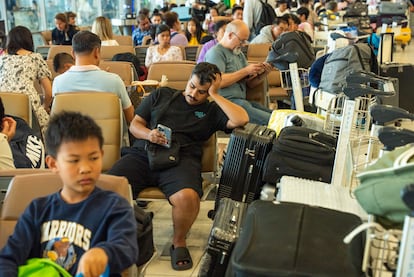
[[226, 201, 365, 277], [212, 123, 276, 215], [199, 198, 248, 277], [380, 63, 414, 113]]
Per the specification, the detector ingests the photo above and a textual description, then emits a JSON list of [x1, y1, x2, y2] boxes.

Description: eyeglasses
[[232, 32, 247, 45]]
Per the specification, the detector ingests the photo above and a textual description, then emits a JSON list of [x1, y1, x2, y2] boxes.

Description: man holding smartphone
[[108, 62, 248, 271]]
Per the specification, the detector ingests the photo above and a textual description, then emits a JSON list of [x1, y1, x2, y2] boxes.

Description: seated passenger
[[0, 97, 16, 170], [197, 20, 229, 63], [163, 11, 188, 46], [52, 31, 134, 124], [53, 52, 75, 75], [185, 17, 207, 46], [205, 20, 273, 125], [0, 111, 138, 276], [132, 14, 152, 46], [108, 62, 248, 271], [51, 13, 79, 45], [250, 17, 289, 44], [92, 16, 119, 46], [145, 24, 183, 68]]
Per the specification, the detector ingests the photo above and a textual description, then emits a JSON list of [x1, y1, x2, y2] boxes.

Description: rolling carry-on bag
[[199, 198, 248, 277], [226, 200, 365, 277], [212, 123, 276, 216]]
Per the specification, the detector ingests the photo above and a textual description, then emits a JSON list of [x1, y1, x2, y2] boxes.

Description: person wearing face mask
[[205, 20, 273, 125]]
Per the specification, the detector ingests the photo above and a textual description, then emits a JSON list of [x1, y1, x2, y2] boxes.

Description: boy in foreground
[[0, 111, 138, 277]]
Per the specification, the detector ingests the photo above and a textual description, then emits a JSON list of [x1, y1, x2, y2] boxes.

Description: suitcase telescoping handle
[[378, 126, 414, 151], [370, 104, 414, 125]]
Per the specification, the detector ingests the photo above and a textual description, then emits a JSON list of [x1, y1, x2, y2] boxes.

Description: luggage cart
[[329, 71, 395, 187], [348, 105, 414, 190], [344, 182, 414, 277], [344, 124, 414, 277]]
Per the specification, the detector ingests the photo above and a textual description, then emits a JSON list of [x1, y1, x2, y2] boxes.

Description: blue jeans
[[231, 99, 272, 126]]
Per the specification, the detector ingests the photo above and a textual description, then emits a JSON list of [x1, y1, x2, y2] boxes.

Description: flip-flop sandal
[[170, 245, 193, 271]]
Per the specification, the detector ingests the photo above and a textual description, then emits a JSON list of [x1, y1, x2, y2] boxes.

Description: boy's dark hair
[[6, 26, 34, 54], [53, 52, 75, 72], [296, 7, 310, 19], [45, 111, 104, 158], [232, 6, 243, 15], [192, 62, 221, 85], [72, 31, 101, 54]]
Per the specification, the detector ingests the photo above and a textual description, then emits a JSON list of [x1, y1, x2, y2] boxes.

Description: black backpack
[[267, 31, 315, 70], [111, 52, 144, 78], [255, 0, 277, 35], [134, 204, 155, 266], [10, 116, 45, 169]]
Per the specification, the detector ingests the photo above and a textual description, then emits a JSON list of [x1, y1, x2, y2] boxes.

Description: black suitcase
[[262, 126, 337, 184], [212, 124, 276, 216], [226, 201, 365, 277], [380, 63, 414, 113]]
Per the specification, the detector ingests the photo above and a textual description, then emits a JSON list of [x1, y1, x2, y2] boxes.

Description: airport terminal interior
[[1, 0, 414, 276]]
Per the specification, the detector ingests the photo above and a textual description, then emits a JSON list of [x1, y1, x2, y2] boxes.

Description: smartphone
[[157, 124, 172, 148]]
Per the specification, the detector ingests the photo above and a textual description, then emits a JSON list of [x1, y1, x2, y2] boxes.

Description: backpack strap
[[353, 44, 366, 71]]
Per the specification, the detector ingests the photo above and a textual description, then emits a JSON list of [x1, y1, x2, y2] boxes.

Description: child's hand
[[76, 247, 108, 277]]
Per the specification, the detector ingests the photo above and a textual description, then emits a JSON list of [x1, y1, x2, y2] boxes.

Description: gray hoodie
[[250, 25, 274, 44]]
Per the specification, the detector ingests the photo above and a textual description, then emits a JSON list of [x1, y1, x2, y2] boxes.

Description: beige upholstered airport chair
[[0, 169, 52, 205], [46, 45, 73, 61], [100, 45, 135, 61], [113, 35, 133, 46], [146, 61, 196, 91], [245, 61, 269, 107], [246, 43, 272, 62], [99, 60, 135, 86], [40, 30, 52, 45], [50, 92, 123, 172], [0, 173, 135, 276], [183, 45, 202, 62], [134, 45, 149, 66], [267, 69, 289, 108], [137, 133, 217, 200], [0, 92, 32, 126]]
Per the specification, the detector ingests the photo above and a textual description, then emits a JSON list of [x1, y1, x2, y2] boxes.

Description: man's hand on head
[[208, 73, 222, 96]]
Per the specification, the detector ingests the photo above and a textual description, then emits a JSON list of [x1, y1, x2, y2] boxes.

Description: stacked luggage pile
[[198, 9, 414, 274]]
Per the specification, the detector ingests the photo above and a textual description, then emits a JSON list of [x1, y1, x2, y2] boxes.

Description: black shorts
[[108, 147, 203, 199]]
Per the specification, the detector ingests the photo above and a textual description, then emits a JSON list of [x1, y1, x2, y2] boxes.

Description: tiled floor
[[138, 39, 414, 277]]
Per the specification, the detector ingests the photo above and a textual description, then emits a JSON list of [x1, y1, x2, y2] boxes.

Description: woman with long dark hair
[[0, 26, 52, 134], [185, 17, 207, 46]]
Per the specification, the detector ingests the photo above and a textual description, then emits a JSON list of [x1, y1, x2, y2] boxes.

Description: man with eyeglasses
[[108, 62, 248, 271], [205, 20, 274, 125]]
